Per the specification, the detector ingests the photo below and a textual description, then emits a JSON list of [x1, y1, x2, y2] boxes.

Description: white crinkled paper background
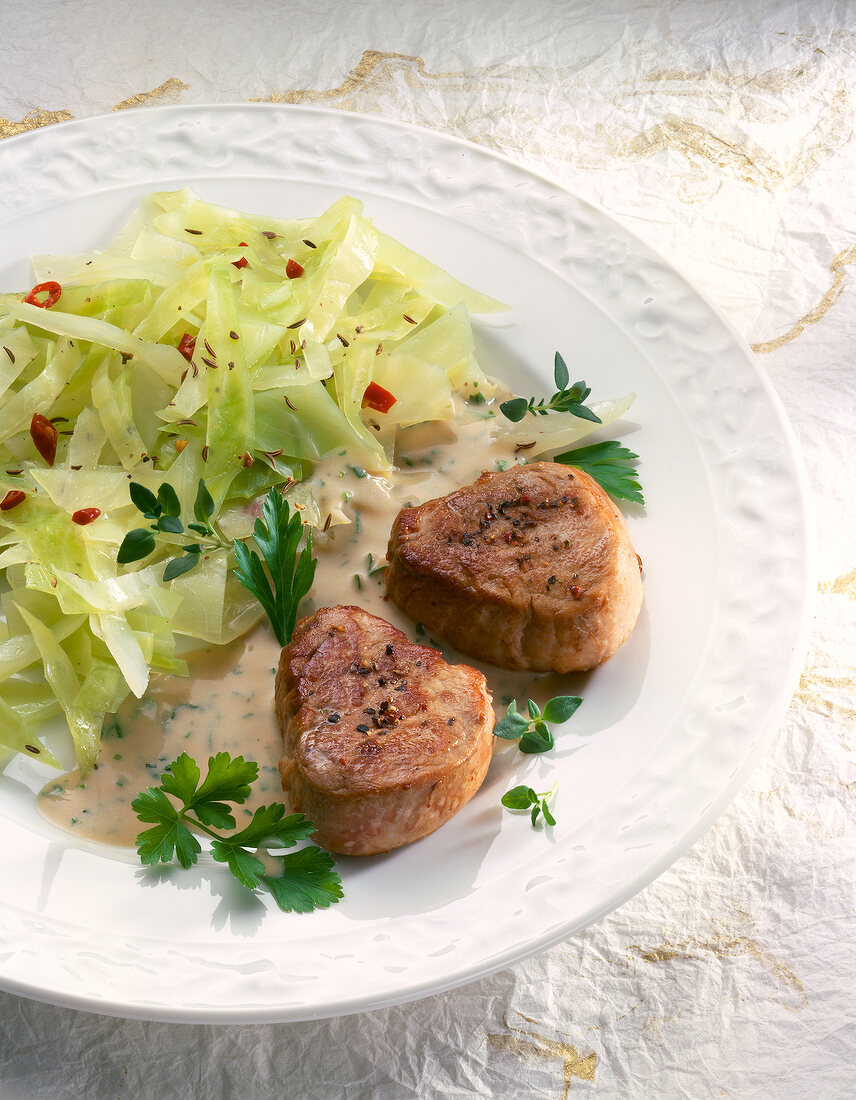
[[0, 1, 853, 1096]]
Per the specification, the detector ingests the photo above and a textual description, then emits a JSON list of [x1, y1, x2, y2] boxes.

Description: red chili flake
[[23, 281, 62, 309], [174, 439, 188, 453], [30, 413, 58, 465], [232, 243, 249, 270], [72, 507, 101, 526], [286, 258, 305, 279], [178, 334, 196, 362], [0, 489, 26, 511], [361, 381, 397, 414]]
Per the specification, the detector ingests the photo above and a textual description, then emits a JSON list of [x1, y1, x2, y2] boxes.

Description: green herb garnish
[[501, 783, 557, 826], [499, 352, 602, 425], [132, 751, 343, 913], [232, 487, 316, 646], [554, 440, 644, 505], [493, 694, 582, 753], [118, 477, 222, 581]]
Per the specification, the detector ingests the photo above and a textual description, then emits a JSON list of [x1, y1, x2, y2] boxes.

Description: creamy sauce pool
[[39, 410, 570, 846]]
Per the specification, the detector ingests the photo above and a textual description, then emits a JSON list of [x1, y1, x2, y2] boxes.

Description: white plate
[[0, 105, 811, 1023]]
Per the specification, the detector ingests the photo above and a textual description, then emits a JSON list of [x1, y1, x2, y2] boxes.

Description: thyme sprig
[[493, 694, 582, 754], [499, 352, 602, 425], [501, 783, 558, 827], [495, 695, 583, 829], [117, 478, 228, 581]]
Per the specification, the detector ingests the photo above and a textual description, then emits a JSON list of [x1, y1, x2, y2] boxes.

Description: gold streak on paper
[[794, 662, 856, 726], [751, 242, 856, 353], [0, 77, 189, 142], [627, 909, 807, 1010], [608, 79, 851, 192], [0, 108, 73, 140], [253, 50, 460, 110], [111, 78, 190, 112], [486, 1013, 597, 1095], [818, 566, 856, 598]]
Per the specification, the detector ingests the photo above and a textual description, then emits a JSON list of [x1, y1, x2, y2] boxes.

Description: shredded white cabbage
[[0, 189, 512, 771]]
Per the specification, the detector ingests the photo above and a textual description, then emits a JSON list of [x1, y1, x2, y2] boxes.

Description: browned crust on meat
[[275, 605, 494, 856], [385, 461, 643, 672]]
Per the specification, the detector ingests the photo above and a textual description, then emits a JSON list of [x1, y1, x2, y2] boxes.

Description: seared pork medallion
[[386, 461, 643, 672], [276, 606, 494, 856]]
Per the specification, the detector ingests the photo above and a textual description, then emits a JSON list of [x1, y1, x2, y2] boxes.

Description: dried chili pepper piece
[[72, 507, 101, 526], [178, 333, 196, 362], [361, 381, 397, 414], [286, 258, 305, 279], [30, 413, 58, 466], [23, 281, 62, 309], [0, 490, 26, 511], [232, 243, 249, 270]]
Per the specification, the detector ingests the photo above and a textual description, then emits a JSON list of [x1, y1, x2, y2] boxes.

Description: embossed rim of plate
[[0, 104, 812, 1022]]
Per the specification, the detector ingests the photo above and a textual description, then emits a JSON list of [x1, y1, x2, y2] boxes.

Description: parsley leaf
[[132, 752, 343, 914], [262, 847, 344, 914], [233, 488, 317, 646], [499, 352, 602, 425], [554, 440, 644, 505], [133, 785, 201, 868]]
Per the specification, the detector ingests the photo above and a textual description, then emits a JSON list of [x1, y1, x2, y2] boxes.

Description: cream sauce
[[38, 406, 570, 846], [38, 628, 283, 846]]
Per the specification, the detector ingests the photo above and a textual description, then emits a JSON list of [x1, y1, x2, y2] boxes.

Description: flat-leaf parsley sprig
[[132, 751, 343, 914], [118, 477, 228, 581], [493, 694, 582, 754], [554, 440, 644, 506], [499, 352, 602, 425], [232, 488, 317, 647]]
